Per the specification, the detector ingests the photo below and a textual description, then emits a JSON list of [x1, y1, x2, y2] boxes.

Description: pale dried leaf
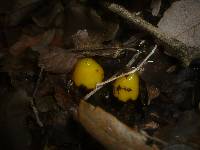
[[39, 48, 82, 73], [158, 0, 200, 48], [72, 29, 99, 49], [151, 0, 162, 16], [76, 100, 154, 150]]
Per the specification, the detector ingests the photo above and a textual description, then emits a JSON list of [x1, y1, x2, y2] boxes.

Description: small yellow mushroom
[[72, 58, 104, 89], [113, 73, 139, 102]]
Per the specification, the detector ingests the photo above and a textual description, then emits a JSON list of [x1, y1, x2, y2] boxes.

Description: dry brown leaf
[[2, 0, 43, 26], [64, 2, 119, 46], [158, 0, 200, 48], [9, 30, 55, 56], [39, 48, 82, 73], [32, 1, 64, 27], [75, 100, 154, 150], [54, 86, 72, 110], [9, 34, 43, 56]]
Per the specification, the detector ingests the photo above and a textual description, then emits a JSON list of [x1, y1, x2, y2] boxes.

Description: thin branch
[[104, 2, 191, 66], [97, 45, 157, 87], [33, 67, 44, 98], [31, 67, 44, 127], [84, 85, 104, 100], [84, 45, 157, 100], [140, 130, 168, 146], [84, 50, 142, 100]]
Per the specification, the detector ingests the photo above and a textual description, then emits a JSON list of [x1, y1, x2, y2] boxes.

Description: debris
[[151, 0, 162, 16]]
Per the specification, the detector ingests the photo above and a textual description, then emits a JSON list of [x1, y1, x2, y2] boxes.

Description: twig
[[84, 50, 141, 100], [126, 50, 141, 67], [84, 45, 156, 100], [97, 45, 157, 87], [84, 85, 104, 100], [33, 67, 44, 98], [104, 2, 191, 66], [30, 99, 44, 127], [140, 130, 168, 146], [31, 67, 44, 127]]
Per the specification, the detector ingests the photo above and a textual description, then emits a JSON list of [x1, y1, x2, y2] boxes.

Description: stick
[[104, 3, 191, 66], [31, 67, 44, 127], [97, 45, 157, 87], [140, 130, 168, 146], [84, 45, 157, 100]]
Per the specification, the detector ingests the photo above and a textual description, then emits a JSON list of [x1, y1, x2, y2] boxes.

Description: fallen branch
[[84, 44, 157, 100], [104, 3, 191, 66]]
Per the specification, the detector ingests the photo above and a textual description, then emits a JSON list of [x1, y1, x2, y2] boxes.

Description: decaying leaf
[[63, 1, 119, 45], [71, 29, 123, 58], [158, 0, 200, 49], [151, 0, 162, 16], [72, 29, 101, 49], [155, 110, 200, 149], [9, 30, 55, 56], [75, 100, 154, 150], [2, 0, 44, 26], [0, 89, 32, 149], [39, 48, 82, 73], [54, 86, 73, 110], [32, 1, 64, 27]]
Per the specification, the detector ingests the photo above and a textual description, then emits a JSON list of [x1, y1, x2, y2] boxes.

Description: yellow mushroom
[[113, 73, 139, 102], [72, 58, 104, 89]]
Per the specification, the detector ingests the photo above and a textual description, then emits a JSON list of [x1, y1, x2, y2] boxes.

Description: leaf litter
[[0, 0, 200, 150]]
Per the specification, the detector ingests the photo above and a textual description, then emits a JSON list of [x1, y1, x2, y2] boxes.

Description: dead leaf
[[158, 0, 200, 48], [63, 2, 119, 46], [75, 100, 154, 150], [71, 29, 123, 58], [0, 89, 32, 149], [32, 1, 64, 27], [54, 86, 73, 110], [35, 96, 56, 113], [49, 29, 64, 47], [72, 29, 100, 49], [155, 110, 200, 148], [151, 0, 162, 16], [9, 30, 55, 56], [39, 48, 82, 73], [3, 0, 43, 26]]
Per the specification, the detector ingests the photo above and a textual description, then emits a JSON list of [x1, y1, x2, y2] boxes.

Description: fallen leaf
[[35, 96, 56, 113], [0, 89, 32, 149], [54, 86, 73, 110], [71, 29, 123, 58], [75, 100, 154, 150], [63, 2, 119, 46], [155, 110, 200, 148], [39, 48, 82, 73], [9, 30, 55, 56], [3, 0, 43, 26], [158, 0, 200, 48], [32, 1, 64, 27], [49, 29, 64, 47], [72, 29, 100, 49], [151, 0, 162, 16]]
